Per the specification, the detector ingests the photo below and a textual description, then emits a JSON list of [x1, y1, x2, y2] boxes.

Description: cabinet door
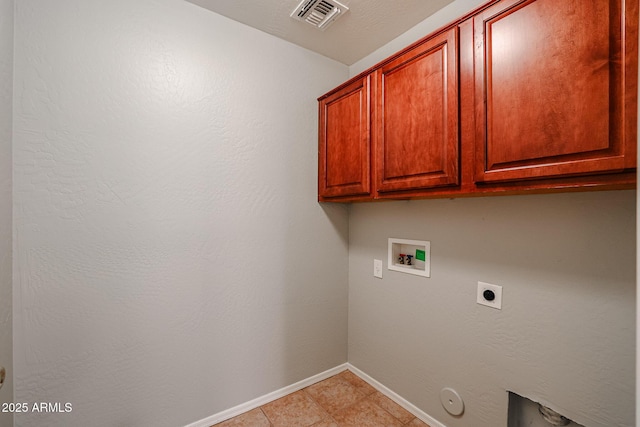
[[318, 76, 371, 199], [375, 27, 459, 193], [474, 0, 638, 183]]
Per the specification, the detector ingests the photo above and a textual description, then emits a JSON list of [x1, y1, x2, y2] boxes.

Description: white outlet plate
[[373, 259, 383, 278], [477, 282, 502, 310]]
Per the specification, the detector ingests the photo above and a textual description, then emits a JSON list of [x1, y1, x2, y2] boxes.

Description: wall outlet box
[[477, 282, 502, 310], [388, 238, 430, 277]]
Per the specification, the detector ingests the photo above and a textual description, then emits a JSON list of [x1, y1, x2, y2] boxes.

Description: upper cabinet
[[318, 76, 371, 200], [318, 0, 638, 202], [375, 27, 459, 194], [473, 0, 638, 183]]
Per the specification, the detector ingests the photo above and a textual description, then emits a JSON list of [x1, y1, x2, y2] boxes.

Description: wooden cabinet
[[318, 0, 637, 202], [375, 27, 459, 193], [318, 29, 459, 201], [318, 76, 371, 200], [473, 0, 638, 183]]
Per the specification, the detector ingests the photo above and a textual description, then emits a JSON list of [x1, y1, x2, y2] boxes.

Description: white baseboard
[[184, 362, 446, 427], [184, 363, 349, 427], [346, 363, 447, 427]]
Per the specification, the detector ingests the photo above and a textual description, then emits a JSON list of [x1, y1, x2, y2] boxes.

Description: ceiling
[[186, 0, 456, 65]]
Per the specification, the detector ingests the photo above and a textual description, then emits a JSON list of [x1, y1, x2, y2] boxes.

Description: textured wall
[[0, 0, 13, 426], [348, 191, 635, 427], [349, 4, 637, 425], [12, 0, 349, 426]]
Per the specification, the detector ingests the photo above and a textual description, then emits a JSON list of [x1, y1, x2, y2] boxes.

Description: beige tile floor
[[212, 370, 431, 427]]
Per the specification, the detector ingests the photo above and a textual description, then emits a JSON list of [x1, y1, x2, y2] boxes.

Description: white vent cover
[[290, 0, 349, 31]]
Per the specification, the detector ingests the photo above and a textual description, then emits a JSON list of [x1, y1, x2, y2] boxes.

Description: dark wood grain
[[375, 27, 459, 193], [318, 76, 371, 200], [316, 0, 637, 203], [474, 0, 636, 182]]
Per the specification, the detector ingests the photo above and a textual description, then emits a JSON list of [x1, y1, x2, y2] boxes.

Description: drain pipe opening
[[538, 404, 571, 426]]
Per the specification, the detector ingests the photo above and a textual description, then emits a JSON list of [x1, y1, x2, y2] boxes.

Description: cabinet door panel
[[376, 28, 459, 193], [318, 77, 371, 199], [474, 0, 637, 183]]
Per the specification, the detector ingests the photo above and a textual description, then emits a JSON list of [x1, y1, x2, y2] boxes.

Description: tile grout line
[[207, 366, 438, 427], [340, 370, 409, 425], [257, 407, 273, 427], [299, 387, 339, 426], [347, 364, 443, 427], [310, 369, 412, 427], [197, 364, 349, 427], [301, 377, 350, 426], [336, 370, 426, 426]]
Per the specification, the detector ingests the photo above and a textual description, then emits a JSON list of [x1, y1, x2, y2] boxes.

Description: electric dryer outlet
[[477, 282, 502, 310]]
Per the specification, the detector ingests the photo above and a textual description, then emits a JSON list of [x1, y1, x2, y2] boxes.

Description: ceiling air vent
[[290, 0, 349, 31]]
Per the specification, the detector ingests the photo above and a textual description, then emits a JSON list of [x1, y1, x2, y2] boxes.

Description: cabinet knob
[[0, 366, 5, 389]]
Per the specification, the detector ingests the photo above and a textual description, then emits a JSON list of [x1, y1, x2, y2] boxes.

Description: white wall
[[348, 191, 635, 427], [0, 0, 13, 426], [10, 1, 638, 426], [347, 2, 636, 427], [12, 0, 350, 426]]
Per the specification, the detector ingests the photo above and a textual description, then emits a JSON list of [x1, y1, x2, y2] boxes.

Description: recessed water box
[[388, 238, 430, 277]]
